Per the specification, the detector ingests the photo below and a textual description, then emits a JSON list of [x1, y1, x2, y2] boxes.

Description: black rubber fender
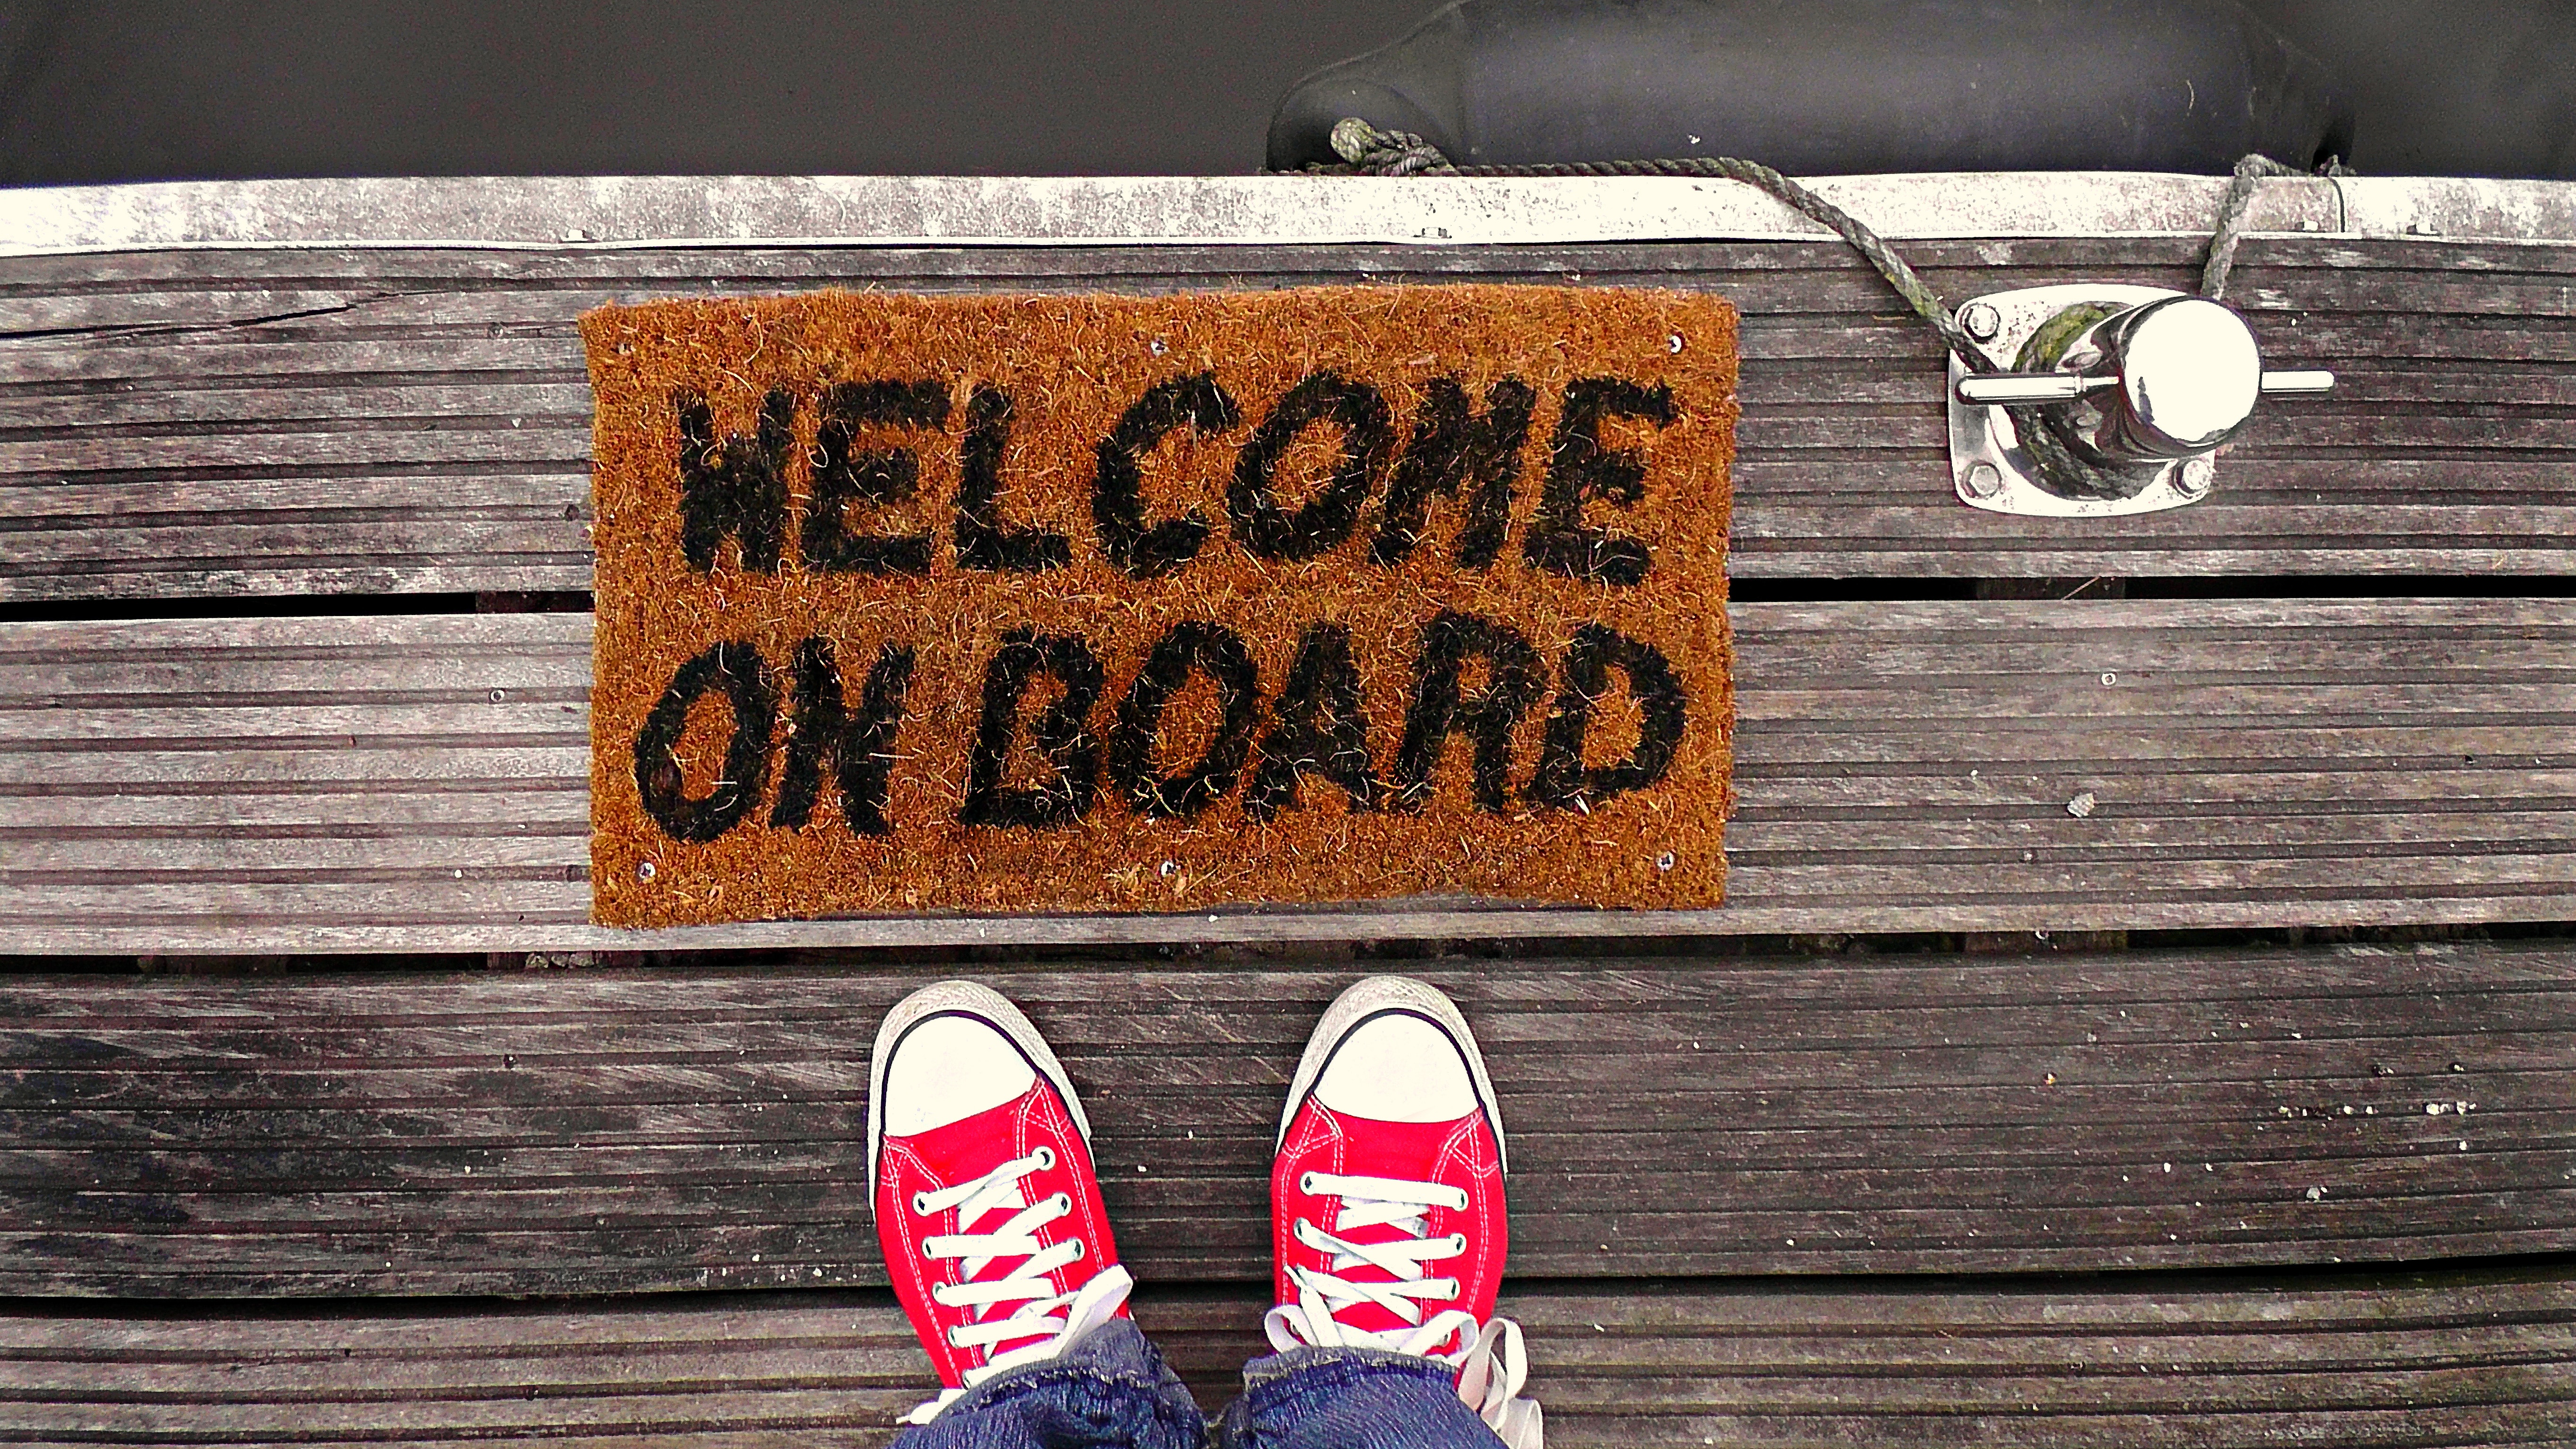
[[1268, 0, 2353, 175]]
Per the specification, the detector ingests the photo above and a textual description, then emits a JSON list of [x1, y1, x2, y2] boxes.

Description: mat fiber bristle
[[582, 285, 1735, 927]]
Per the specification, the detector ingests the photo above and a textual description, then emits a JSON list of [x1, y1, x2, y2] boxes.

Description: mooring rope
[[1320, 117, 2338, 353], [1318, 117, 2343, 500], [2201, 151, 2312, 300], [1325, 117, 1986, 366]]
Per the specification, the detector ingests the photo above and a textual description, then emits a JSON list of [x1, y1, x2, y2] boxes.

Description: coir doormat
[[583, 285, 1736, 928]]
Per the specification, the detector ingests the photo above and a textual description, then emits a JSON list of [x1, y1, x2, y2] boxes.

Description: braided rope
[[2201, 152, 2307, 299], [1327, 120, 1985, 366]]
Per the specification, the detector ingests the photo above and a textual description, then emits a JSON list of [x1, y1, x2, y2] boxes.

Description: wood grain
[[5, 600, 2574, 951], [3, 236, 2574, 599], [5, 194, 2569, 1441], [0, 946, 2568, 1295], [0, 1267, 2566, 1446]]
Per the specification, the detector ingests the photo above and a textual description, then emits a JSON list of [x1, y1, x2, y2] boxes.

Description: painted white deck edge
[[0, 173, 2568, 256]]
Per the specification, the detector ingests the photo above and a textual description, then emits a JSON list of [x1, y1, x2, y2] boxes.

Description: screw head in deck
[[1959, 302, 2002, 342], [1961, 461, 2004, 499], [2174, 457, 2214, 499]]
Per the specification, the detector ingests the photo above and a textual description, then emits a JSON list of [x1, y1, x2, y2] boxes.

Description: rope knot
[[1329, 118, 1454, 177]]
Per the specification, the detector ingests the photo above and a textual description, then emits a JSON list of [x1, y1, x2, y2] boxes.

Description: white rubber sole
[[1276, 974, 1509, 1173], [867, 979, 1094, 1202]]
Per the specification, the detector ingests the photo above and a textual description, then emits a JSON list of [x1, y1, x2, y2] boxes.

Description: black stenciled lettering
[[1106, 622, 1261, 819], [1391, 611, 1546, 813], [768, 636, 917, 835], [1527, 625, 1688, 810], [960, 627, 1107, 829], [633, 640, 778, 843], [1092, 372, 1240, 579], [1228, 371, 1393, 560], [1246, 623, 1383, 819], [955, 385, 1072, 573], [675, 389, 794, 573], [802, 379, 948, 575], [1370, 377, 1535, 568], [1524, 377, 1677, 586]]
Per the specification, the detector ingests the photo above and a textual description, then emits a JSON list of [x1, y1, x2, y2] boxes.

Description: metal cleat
[[1947, 284, 2334, 516]]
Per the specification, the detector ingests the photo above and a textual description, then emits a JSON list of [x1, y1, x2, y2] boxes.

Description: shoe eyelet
[[1436, 1278, 1460, 1300], [1298, 1172, 1319, 1194], [1447, 1234, 1467, 1253], [1033, 1147, 1057, 1170], [946, 1328, 967, 1347], [922, 1244, 938, 1261], [1068, 1238, 1087, 1261], [911, 1193, 932, 1216], [1050, 1191, 1073, 1213]]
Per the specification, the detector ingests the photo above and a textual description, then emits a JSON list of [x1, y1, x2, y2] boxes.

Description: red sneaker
[[869, 981, 1133, 1425], [1268, 977, 1542, 1447]]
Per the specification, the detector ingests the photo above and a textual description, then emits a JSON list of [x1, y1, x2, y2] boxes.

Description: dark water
[[0, 0, 2565, 183]]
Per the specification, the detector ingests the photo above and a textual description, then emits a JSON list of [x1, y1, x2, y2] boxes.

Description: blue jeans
[[892, 1318, 1507, 1449]]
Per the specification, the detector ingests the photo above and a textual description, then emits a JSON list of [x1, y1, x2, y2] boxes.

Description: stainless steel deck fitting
[[1947, 285, 2334, 517]]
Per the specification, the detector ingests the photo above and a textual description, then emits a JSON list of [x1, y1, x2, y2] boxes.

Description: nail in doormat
[[582, 285, 1736, 928]]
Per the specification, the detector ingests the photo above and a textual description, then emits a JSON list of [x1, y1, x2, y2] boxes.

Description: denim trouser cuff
[[900, 1318, 1207, 1449], [1221, 1344, 1498, 1449]]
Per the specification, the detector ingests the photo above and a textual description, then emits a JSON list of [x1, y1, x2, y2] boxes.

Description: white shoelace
[[900, 1149, 1134, 1427], [1264, 1172, 1544, 1449]]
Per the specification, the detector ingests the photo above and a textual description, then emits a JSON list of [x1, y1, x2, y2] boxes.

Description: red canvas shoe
[[1268, 977, 1542, 1448], [869, 981, 1132, 1426]]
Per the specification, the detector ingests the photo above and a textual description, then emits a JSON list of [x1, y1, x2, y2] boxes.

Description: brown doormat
[[583, 285, 1735, 928]]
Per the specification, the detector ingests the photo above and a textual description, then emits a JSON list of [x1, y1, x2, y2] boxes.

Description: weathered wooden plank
[[0, 365, 2567, 451], [5, 600, 2572, 951], [17, 231, 2568, 297], [2, 235, 2573, 597], [0, 946, 2566, 1294], [1, 1274, 2572, 1444], [0, 288, 392, 336], [0, 1250, 2565, 1444], [0, 235, 2552, 321]]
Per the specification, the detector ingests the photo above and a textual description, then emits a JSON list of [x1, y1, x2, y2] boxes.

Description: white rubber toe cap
[[881, 1013, 1038, 1136], [1314, 1010, 1479, 1123]]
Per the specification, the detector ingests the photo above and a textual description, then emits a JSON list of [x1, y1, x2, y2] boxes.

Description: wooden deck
[[2, 173, 2573, 1443]]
